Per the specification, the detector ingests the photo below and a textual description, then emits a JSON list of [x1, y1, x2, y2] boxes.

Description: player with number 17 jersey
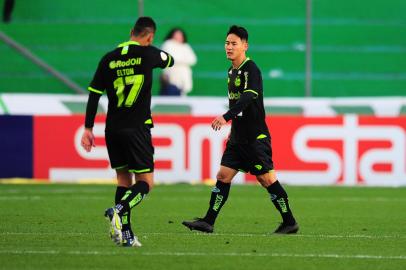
[[81, 17, 174, 248], [88, 40, 173, 130]]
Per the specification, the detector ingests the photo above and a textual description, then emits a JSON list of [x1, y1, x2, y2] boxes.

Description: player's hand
[[211, 115, 227, 131], [81, 128, 95, 152]]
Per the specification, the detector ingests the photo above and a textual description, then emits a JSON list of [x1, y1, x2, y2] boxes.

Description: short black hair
[[164, 27, 187, 43], [133, 17, 156, 36], [227, 25, 248, 41]]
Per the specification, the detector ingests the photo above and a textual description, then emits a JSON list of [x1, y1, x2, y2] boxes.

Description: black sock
[[115, 186, 132, 233], [115, 186, 128, 205], [115, 181, 149, 215], [203, 180, 231, 225], [266, 180, 296, 225]]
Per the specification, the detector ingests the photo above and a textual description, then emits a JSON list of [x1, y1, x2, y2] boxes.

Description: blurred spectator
[[2, 0, 15, 23], [160, 28, 197, 96]]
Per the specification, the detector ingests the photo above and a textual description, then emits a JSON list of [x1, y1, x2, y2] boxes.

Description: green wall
[[0, 0, 405, 96]]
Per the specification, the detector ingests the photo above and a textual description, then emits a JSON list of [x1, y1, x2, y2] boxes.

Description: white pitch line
[[0, 196, 41, 200], [0, 196, 108, 200], [1, 194, 405, 203], [145, 232, 406, 240], [155, 197, 406, 202], [2, 232, 405, 240], [0, 250, 404, 260]]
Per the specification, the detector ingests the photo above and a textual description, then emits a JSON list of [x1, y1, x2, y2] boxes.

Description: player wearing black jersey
[[182, 25, 299, 234], [81, 17, 174, 247]]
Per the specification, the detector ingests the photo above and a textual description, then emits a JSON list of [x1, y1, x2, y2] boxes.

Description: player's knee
[[216, 171, 232, 183], [147, 180, 154, 190], [139, 179, 154, 190], [134, 173, 154, 190], [116, 172, 132, 187], [256, 174, 272, 188]]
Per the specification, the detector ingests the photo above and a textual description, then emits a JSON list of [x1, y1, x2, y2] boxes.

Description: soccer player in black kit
[[182, 25, 299, 234], [81, 17, 174, 247]]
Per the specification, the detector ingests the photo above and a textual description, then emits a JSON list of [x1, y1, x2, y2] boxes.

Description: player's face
[[225, 34, 248, 61]]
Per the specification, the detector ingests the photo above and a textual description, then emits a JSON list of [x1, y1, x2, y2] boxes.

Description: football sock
[[266, 180, 296, 225], [203, 180, 231, 225], [115, 186, 132, 234], [115, 181, 149, 215]]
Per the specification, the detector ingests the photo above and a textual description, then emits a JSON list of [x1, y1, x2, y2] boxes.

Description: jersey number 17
[[113, 74, 144, 107]]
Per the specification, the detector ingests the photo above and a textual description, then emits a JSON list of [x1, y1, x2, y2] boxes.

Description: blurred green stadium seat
[[0, 0, 405, 97]]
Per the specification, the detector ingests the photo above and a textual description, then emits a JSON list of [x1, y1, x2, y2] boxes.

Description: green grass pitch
[[0, 183, 405, 269]]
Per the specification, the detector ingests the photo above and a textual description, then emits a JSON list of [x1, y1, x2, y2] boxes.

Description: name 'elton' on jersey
[[88, 41, 173, 131], [227, 58, 270, 143]]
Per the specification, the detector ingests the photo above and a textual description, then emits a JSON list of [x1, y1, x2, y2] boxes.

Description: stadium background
[[0, 1, 406, 269], [1, 0, 405, 97]]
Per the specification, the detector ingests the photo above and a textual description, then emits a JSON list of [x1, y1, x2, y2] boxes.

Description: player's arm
[[222, 91, 258, 121], [151, 46, 175, 69], [211, 92, 257, 131], [224, 65, 261, 121], [212, 64, 261, 131], [81, 57, 106, 152]]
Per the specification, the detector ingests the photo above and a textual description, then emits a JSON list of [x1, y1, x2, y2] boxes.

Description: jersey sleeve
[[149, 46, 174, 69], [223, 91, 257, 122], [243, 63, 262, 97], [88, 56, 108, 95], [84, 91, 102, 128]]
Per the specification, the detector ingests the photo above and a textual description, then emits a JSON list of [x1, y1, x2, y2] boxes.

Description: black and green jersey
[[223, 58, 270, 143], [86, 40, 174, 130]]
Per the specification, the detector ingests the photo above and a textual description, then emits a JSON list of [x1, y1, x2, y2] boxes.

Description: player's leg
[[182, 165, 238, 233], [202, 166, 237, 225], [182, 141, 241, 233], [115, 168, 132, 208], [105, 171, 133, 245], [114, 126, 154, 214], [112, 172, 152, 247], [256, 171, 298, 234], [115, 172, 152, 214], [115, 169, 133, 244], [104, 130, 129, 245], [250, 137, 298, 234], [109, 127, 154, 246]]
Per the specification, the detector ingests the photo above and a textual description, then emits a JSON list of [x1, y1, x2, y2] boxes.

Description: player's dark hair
[[164, 27, 187, 43], [133, 17, 156, 37], [227, 25, 248, 42]]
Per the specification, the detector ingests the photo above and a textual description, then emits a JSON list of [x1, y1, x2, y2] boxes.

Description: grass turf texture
[[0, 183, 405, 270]]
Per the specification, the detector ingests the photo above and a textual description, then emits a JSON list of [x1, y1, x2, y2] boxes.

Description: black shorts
[[221, 138, 274, 175], [105, 126, 154, 173]]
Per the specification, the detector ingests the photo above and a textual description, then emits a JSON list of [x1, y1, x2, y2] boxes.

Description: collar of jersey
[[117, 41, 140, 47], [234, 57, 250, 70]]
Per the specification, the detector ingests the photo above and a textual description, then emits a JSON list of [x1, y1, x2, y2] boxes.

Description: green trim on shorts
[[113, 164, 128, 170], [238, 168, 247, 173], [129, 168, 151, 173], [256, 134, 267, 139], [255, 164, 263, 170]]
